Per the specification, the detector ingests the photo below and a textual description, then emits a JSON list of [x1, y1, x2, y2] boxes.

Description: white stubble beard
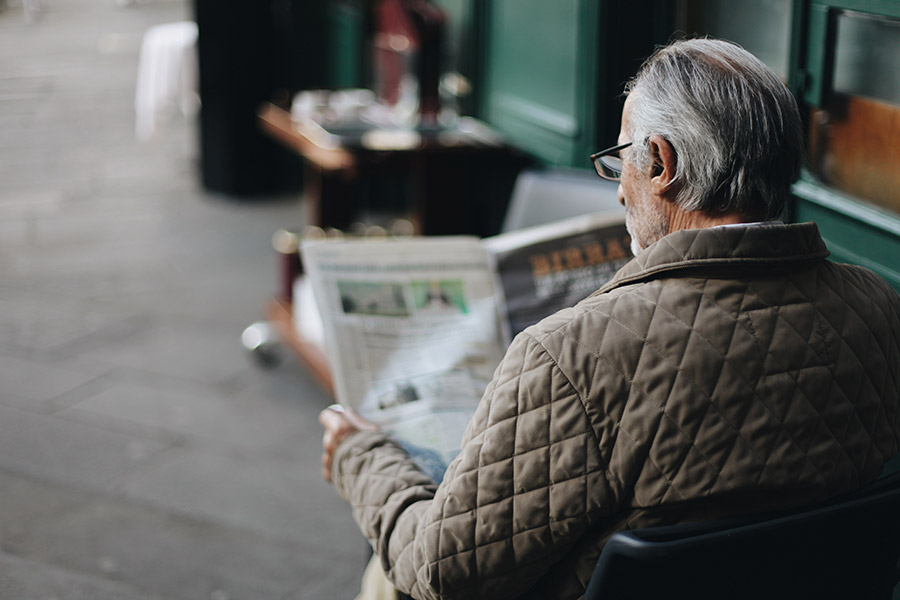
[[625, 200, 670, 256]]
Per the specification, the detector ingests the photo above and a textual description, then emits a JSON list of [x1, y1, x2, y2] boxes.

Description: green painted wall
[[479, 0, 598, 167]]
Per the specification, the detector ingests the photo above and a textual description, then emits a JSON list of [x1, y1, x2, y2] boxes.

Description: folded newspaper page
[[483, 212, 631, 337], [301, 237, 508, 463]]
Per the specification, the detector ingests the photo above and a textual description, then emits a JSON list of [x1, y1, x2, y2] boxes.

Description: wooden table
[[265, 296, 335, 396], [258, 102, 521, 236], [258, 103, 526, 387]]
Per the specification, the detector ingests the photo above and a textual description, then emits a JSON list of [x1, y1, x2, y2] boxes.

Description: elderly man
[[319, 38, 900, 600]]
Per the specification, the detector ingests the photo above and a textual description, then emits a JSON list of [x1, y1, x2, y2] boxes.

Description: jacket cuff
[[331, 429, 404, 485]]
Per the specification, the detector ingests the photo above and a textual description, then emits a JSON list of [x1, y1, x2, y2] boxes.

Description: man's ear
[[647, 135, 677, 196]]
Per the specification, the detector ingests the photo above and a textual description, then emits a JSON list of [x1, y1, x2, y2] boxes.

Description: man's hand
[[318, 405, 377, 482]]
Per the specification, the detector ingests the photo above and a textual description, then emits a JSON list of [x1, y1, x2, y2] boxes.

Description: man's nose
[[617, 184, 625, 206]]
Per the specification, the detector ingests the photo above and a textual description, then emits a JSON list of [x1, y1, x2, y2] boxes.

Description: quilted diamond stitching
[[802, 270, 897, 466], [673, 276, 861, 485], [559, 348, 690, 501], [427, 259, 894, 591], [817, 267, 898, 383], [563, 290, 770, 490], [578, 269, 876, 497], [334, 224, 900, 600]]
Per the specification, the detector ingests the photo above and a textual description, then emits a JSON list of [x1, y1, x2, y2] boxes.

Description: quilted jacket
[[331, 222, 900, 600]]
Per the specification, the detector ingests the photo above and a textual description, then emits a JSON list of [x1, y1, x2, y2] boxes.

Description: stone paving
[[0, 0, 368, 597]]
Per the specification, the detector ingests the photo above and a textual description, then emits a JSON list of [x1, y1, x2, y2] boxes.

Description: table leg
[[304, 166, 358, 231]]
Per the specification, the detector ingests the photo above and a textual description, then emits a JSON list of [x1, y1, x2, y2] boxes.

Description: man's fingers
[[320, 407, 353, 482], [343, 407, 377, 431], [320, 405, 376, 434], [323, 429, 343, 455], [319, 405, 377, 483], [322, 451, 332, 481], [319, 406, 345, 429]]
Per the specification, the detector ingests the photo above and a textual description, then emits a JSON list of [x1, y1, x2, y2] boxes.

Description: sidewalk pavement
[[0, 0, 369, 597]]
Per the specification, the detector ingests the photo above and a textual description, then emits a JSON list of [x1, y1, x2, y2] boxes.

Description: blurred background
[[0, 0, 898, 598], [0, 0, 366, 598]]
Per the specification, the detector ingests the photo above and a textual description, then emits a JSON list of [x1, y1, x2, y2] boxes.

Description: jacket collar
[[597, 221, 830, 294]]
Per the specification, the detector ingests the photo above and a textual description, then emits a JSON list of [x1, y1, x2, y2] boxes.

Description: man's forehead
[[622, 96, 634, 119], [618, 96, 633, 142]]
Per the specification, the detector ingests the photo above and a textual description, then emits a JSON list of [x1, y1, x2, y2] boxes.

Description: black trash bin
[[192, 0, 321, 197]]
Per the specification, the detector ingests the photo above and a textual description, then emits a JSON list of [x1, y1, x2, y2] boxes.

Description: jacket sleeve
[[330, 331, 615, 600]]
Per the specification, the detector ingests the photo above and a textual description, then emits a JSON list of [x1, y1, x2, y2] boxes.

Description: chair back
[[501, 168, 621, 233], [585, 474, 900, 600]]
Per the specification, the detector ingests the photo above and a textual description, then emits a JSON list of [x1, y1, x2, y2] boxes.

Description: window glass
[[833, 11, 900, 105], [680, 0, 791, 79], [808, 11, 900, 215]]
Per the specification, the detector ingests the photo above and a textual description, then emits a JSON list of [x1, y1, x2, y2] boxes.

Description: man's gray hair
[[625, 38, 803, 220]]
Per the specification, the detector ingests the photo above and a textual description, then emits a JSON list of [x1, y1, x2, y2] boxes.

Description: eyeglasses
[[590, 142, 632, 181]]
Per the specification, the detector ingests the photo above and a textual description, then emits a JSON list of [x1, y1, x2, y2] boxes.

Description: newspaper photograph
[[301, 237, 508, 463]]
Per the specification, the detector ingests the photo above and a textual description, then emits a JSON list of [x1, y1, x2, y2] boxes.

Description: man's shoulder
[[517, 253, 900, 364], [821, 260, 900, 312], [524, 279, 663, 345]]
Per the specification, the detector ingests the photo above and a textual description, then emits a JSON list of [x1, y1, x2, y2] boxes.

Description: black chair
[[585, 473, 900, 600]]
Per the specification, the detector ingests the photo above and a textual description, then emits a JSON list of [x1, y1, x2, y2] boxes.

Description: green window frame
[[788, 0, 900, 291]]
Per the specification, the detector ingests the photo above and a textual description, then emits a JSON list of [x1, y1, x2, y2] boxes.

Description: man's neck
[[668, 208, 748, 233]]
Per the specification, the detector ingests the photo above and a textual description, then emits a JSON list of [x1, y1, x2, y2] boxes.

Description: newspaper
[[483, 212, 631, 337], [300, 213, 630, 462], [301, 238, 507, 463]]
